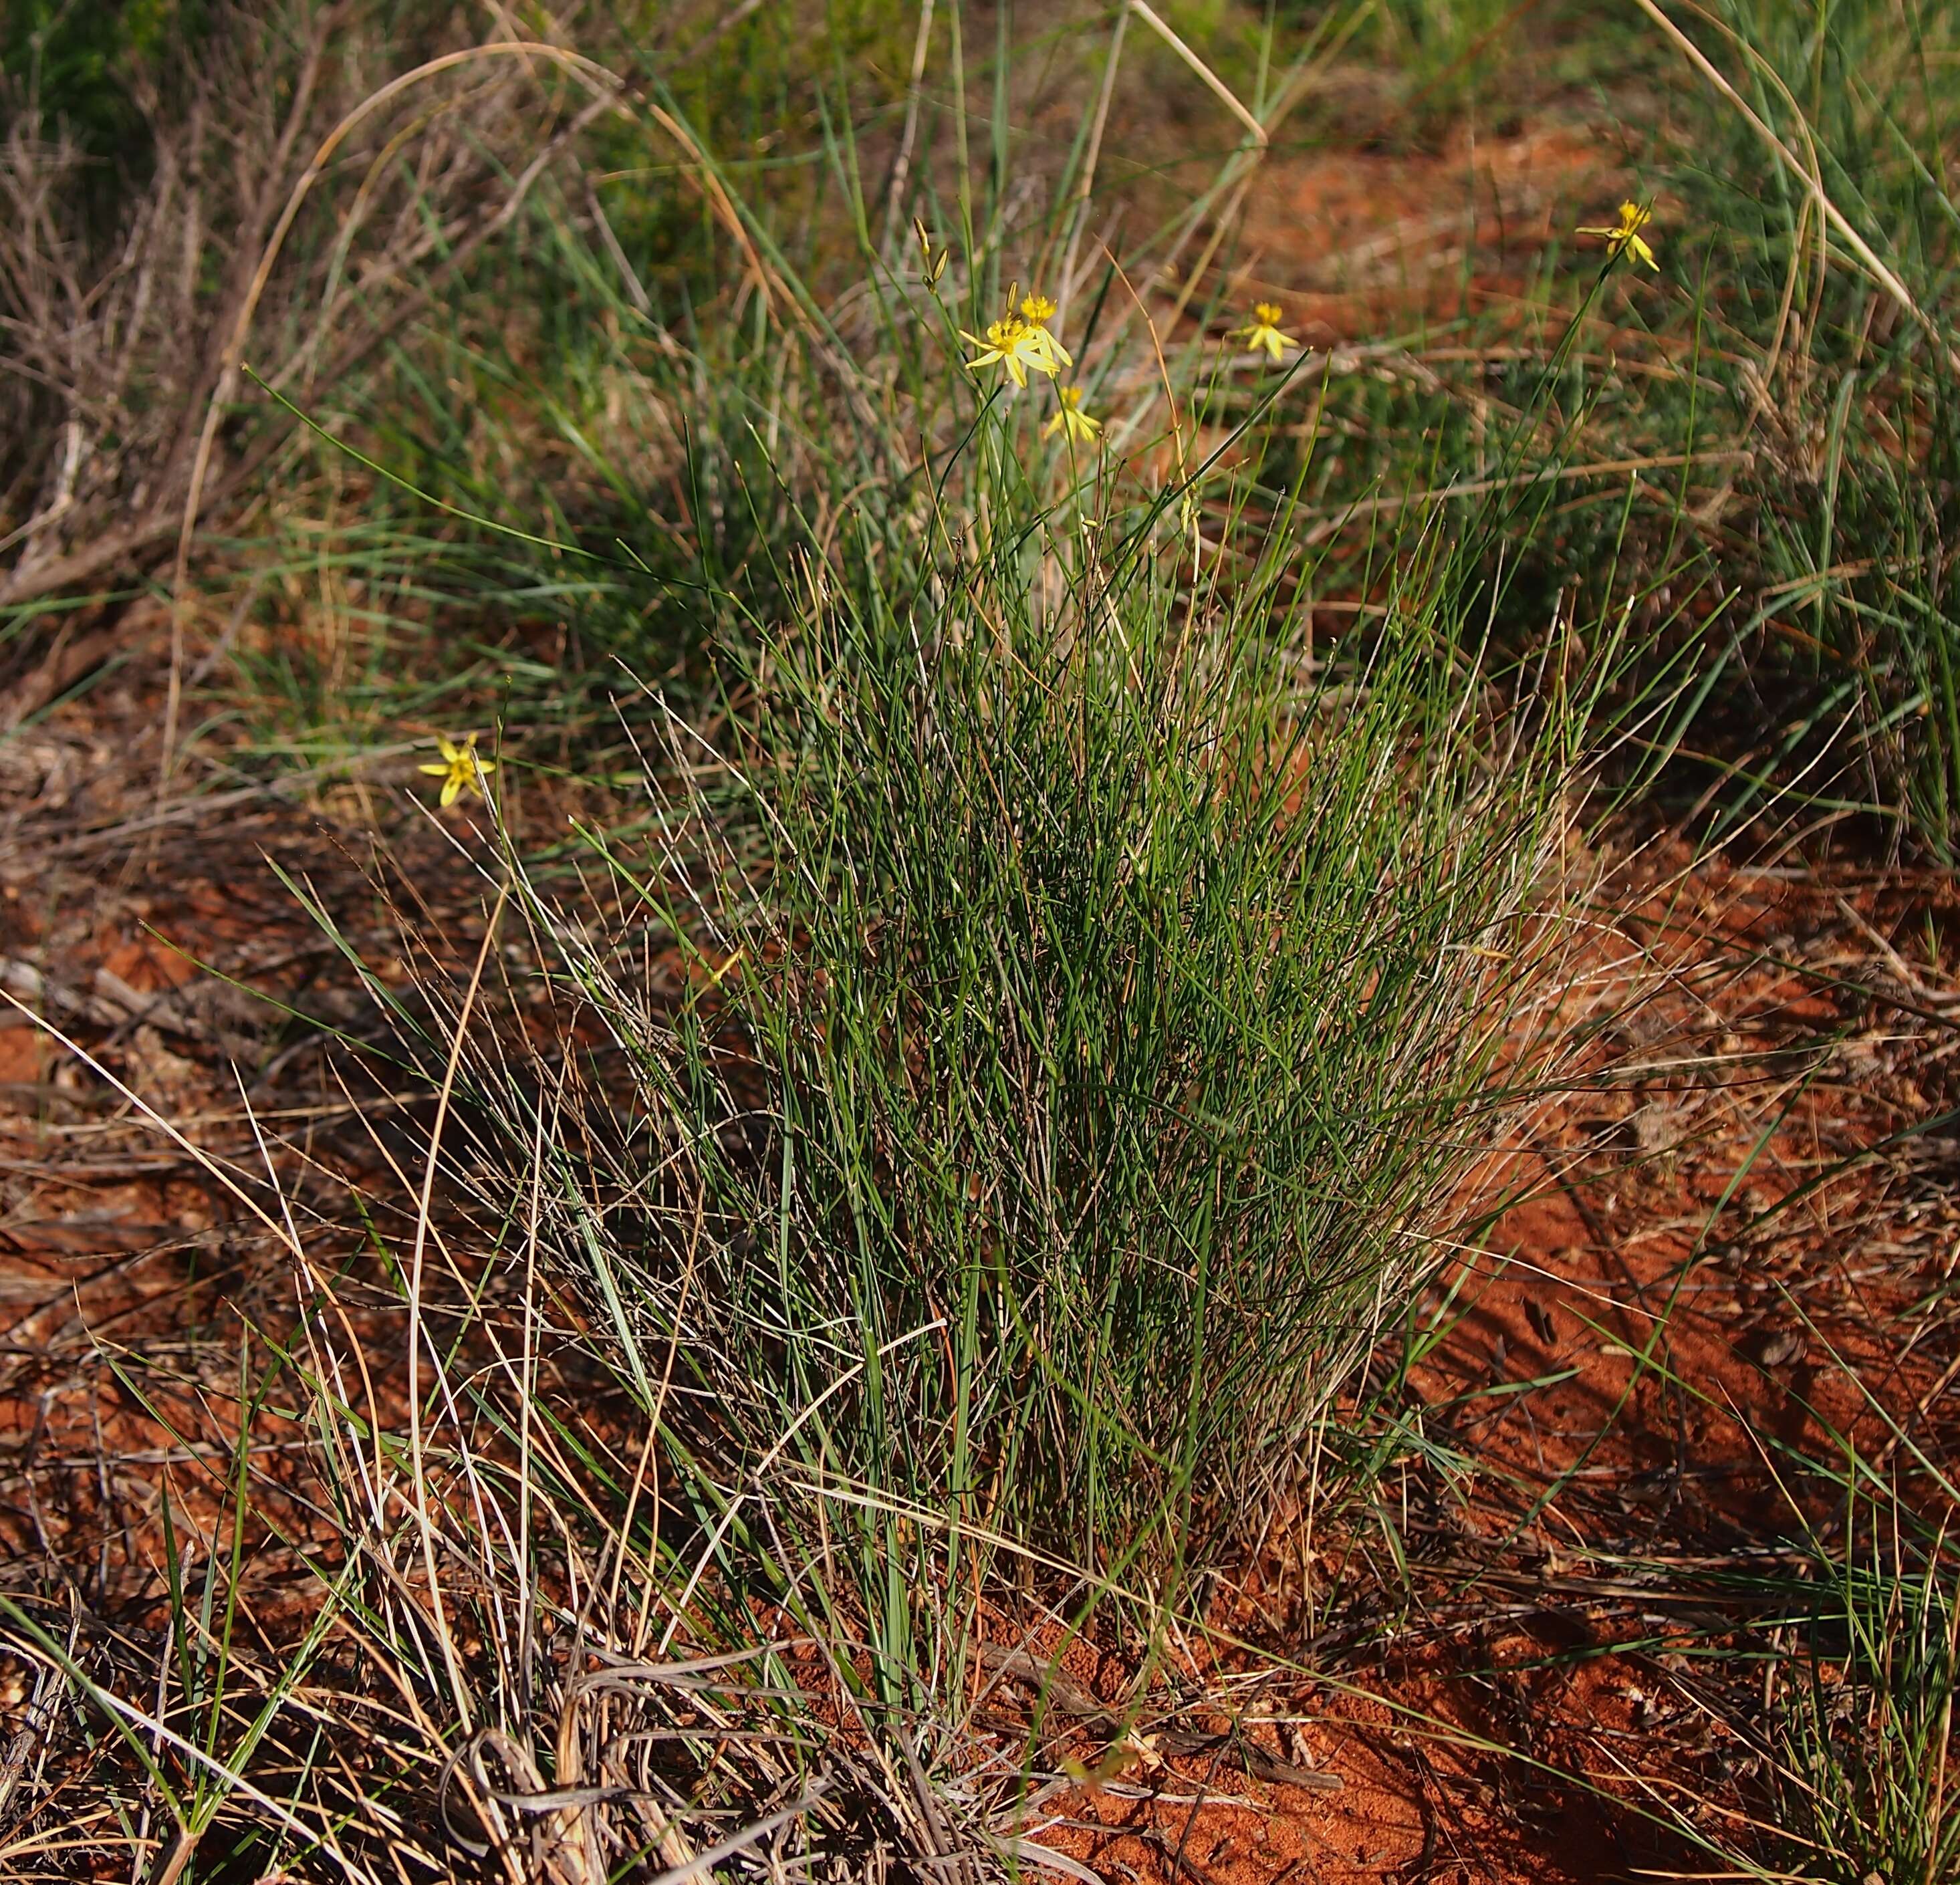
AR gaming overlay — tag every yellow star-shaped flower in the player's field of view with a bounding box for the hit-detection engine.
[418,732,495,807]
[1042,386,1102,443]
[1577,201,1659,271]
[1232,301,1298,364]
[961,316,1053,389]
[1015,293,1072,374]
[961,286,1070,388]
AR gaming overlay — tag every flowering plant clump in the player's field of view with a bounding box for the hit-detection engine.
[1577,201,1659,271]
[1044,386,1102,443]
[418,732,495,807]
[1233,301,1298,363]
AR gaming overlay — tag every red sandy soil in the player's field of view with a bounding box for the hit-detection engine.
[1239,120,1612,328]
[985,840,1960,1885]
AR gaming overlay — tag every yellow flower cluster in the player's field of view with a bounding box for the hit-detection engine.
[961,289,1072,389]
[961,286,1103,445]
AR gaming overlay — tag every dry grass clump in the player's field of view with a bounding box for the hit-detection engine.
[0,0,627,612]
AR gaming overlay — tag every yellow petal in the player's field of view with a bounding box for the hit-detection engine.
[441,773,464,807]
[475,757,497,776]
[418,763,451,776]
